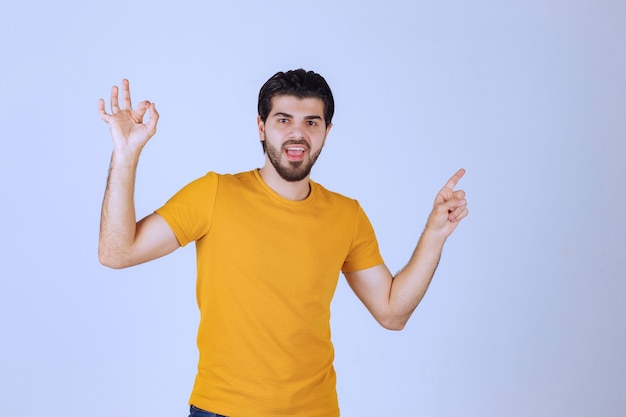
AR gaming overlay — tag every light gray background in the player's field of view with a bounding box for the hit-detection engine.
[1,1,624,416]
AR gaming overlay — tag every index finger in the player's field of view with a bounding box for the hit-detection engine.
[442,168,466,190]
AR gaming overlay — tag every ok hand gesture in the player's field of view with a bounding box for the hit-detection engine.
[98,79,159,153]
[425,168,469,238]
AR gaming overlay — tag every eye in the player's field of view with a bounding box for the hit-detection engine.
[278,118,289,123]
[306,120,318,126]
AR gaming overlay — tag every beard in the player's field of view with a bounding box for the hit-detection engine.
[263,136,323,182]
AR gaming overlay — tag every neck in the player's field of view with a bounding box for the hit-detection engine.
[258,165,311,201]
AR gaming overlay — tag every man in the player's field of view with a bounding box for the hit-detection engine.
[98,69,468,417]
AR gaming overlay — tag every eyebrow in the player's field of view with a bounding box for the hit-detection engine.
[272,112,323,120]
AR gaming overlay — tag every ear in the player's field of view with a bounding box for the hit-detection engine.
[325,123,333,136]
[323,123,333,142]
[320,123,332,149]
[257,115,265,141]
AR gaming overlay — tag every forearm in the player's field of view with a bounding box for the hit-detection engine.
[387,228,447,327]
[346,170,467,330]
[98,150,141,268]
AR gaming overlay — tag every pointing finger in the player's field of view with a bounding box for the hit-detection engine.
[144,103,159,136]
[442,168,466,191]
[134,100,151,121]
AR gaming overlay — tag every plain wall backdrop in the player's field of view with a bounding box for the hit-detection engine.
[1,1,624,416]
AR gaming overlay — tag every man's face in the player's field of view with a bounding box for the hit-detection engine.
[258,95,332,182]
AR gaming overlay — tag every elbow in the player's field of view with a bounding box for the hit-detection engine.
[98,247,131,269]
[370,307,411,331]
[98,254,125,269]
[381,321,406,331]
[378,315,408,331]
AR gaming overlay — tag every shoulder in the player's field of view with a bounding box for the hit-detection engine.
[313,180,351,200]
[312,180,364,214]
[189,170,251,188]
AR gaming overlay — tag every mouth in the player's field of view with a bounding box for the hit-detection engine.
[284,144,308,161]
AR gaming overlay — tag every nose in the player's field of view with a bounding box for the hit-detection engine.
[288,123,306,140]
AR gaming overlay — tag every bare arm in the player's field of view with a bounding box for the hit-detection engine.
[98,79,179,269]
[344,169,468,330]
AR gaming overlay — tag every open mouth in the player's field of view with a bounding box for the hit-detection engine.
[285,145,307,160]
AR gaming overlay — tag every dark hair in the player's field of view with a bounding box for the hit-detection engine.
[258,69,334,128]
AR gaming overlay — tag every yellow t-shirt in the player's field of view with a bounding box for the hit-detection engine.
[156,170,383,417]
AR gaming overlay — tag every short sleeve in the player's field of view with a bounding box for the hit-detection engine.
[155,172,219,247]
[341,201,384,273]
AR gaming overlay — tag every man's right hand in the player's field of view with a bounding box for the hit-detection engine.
[98,79,159,153]
[98,79,178,269]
